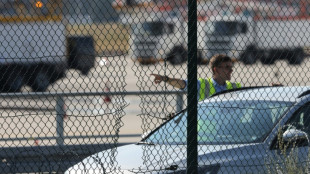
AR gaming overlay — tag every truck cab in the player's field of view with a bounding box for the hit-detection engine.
[205,15,257,64]
[205,13,307,65]
[130,12,188,65]
[130,11,207,65]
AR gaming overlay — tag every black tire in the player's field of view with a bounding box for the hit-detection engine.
[261,51,276,65]
[197,50,205,64]
[48,64,66,83]
[240,46,257,65]
[6,75,24,92]
[0,65,24,92]
[79,54,95,75]
[288,48,304,65]
[11,76,24,92]
[261,56,276,65]
[167,46,187,65]
[30,72,50,92]
[67,36,95,75]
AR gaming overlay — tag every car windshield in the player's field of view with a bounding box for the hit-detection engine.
[144,100,292,145]
[206,21,239,35]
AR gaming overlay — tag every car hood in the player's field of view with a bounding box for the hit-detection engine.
[65,143,265,173]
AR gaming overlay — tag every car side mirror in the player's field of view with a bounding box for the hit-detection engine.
[282,128,309,147]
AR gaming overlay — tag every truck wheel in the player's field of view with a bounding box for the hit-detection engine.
[67,36,95,75]
[261,51,276,65]
[261,56,276,65]
[168,46,187,65]
[288,48,304,65]
[79,54,95,75]
[240,46,257,65]
[1,65,24,92]
[48,64,66,83]
[7,75,24,92]
[31,72,50,92]
[197,50,206,64]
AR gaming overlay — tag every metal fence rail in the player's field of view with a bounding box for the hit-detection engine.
[0,90,185,146]
[0,90,185,173]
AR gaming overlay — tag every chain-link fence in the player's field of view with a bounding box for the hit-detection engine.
[1,0,310,173]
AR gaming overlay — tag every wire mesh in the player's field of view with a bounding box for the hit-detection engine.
[1,0,310,173]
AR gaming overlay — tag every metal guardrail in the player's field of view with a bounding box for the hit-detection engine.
[0,90,185,173]
[0,90,185,145]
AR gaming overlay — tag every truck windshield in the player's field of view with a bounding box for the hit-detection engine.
[206,21,239,36]
[144,100,292,145]
[134,21,165,36]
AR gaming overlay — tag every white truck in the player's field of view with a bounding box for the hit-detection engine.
[129,11,207,65]
[0,0,95,92]
[205,14,309,65]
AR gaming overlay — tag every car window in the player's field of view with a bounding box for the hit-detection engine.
[144,100,292,145]
[197,102,288,144]
[285,102,310,135]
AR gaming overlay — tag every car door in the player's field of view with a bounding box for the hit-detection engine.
[267,102,310,173]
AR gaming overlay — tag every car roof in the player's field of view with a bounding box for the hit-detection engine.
[201,86,310,104]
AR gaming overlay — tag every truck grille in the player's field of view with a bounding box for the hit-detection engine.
[133,41,157,58]
[205,37,232,59]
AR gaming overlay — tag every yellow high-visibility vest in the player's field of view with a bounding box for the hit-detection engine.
[198,78,241,101]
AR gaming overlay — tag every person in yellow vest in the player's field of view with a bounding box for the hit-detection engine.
[151,54,241,101]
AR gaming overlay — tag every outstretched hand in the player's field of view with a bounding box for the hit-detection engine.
[150,74,164,84]
[150,74,185,89]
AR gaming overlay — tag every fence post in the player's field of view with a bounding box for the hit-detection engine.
[56,96,65,146]
[187,0,198,172]
[176,93,183,113]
